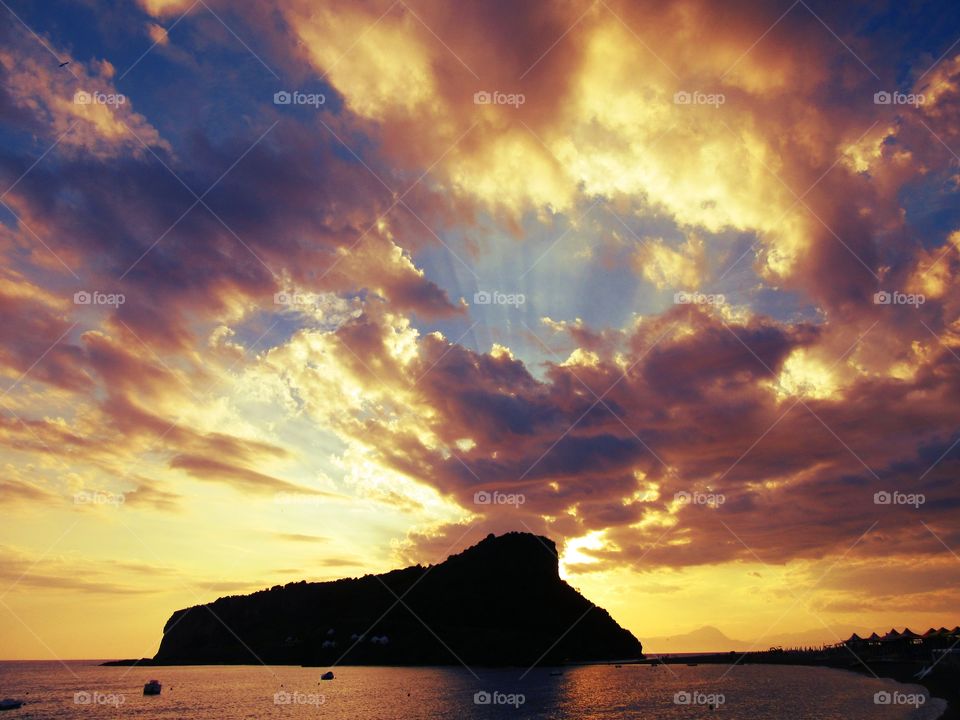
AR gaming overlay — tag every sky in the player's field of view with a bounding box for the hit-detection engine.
[1,0,960,660]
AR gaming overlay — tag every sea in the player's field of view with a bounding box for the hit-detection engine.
[0,661,946,719]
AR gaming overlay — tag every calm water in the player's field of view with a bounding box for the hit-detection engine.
[0,661,946,719]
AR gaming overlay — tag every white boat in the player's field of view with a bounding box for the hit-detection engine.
[143,680,162,695]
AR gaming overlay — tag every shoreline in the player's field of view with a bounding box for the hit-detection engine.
[844,661,955,720]
[636,654,956,719]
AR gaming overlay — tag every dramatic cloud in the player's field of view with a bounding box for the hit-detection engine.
[4,0,960,658]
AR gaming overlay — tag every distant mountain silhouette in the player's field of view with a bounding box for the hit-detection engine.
[644,625,879,654]
[149,532,642,666]
[644,626,752,653]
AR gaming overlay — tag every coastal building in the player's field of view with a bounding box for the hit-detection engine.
[844,626,959,659]
[842,633,865,651]
[899,628,922,646]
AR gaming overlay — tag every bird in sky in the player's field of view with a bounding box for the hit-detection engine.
[58,60,70,67]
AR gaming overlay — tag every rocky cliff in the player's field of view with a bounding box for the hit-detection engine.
[152,532,642,666]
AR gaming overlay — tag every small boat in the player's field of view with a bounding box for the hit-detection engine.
[614,664,622,668]
[143,680,162,695]
[320,671,334,680]
[0,699,24,711]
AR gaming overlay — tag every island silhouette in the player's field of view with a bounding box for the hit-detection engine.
[124,532,642,666]
[99,531,960,716]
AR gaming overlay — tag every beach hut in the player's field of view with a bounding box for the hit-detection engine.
[843,633,865,649]
[899,628,923,646]
[920,628,954,650]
